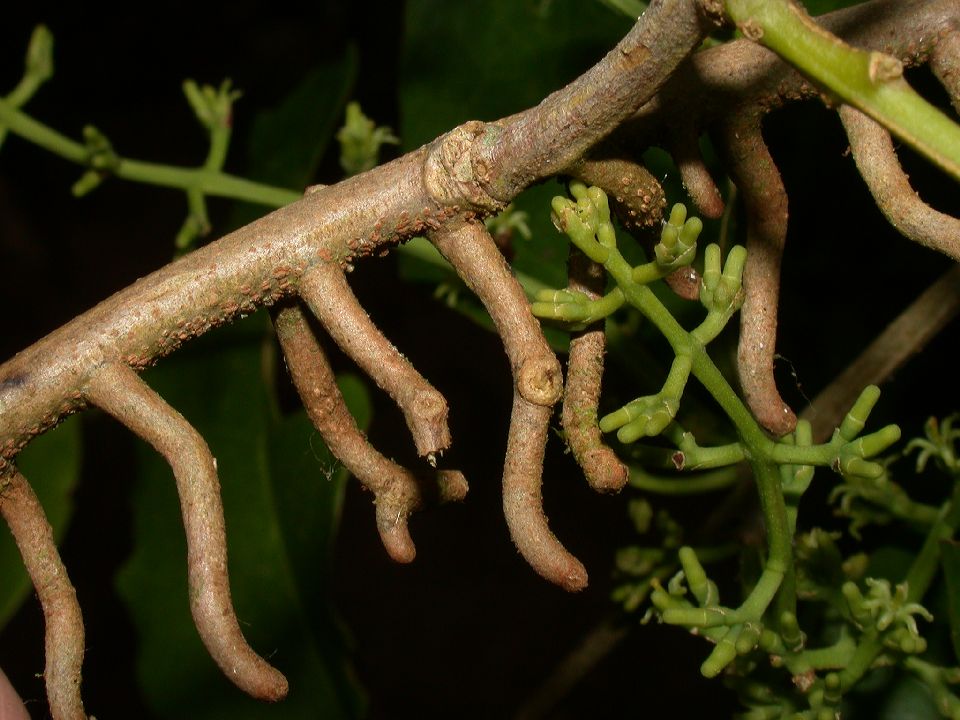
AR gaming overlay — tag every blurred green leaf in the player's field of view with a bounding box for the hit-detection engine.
[593,0,647,19]
[230,47,358,228]
[400,0,630,151]
[0,415,81,628]
[116,315,366,719]
[875,675,940,720]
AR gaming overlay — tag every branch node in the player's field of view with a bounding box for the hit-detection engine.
[518,356,563,407]
[430,221,586,590]
[423,121,505,212]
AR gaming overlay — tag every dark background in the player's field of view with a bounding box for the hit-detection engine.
[1,2,958,718]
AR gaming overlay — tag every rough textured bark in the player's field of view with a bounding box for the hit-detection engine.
[1,1,959,714]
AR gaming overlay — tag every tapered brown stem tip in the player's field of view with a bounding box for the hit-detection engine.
[376,503,417,563]
[436,469,469,503]
[582,447,629,493]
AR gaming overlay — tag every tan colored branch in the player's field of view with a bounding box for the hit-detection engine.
[429,221,586,591]
[568,156,666,232]
[0,2,957,711]
[0,147,435,473]
[475,0,720,201]
[931,30,960,115]
[272,302,467,563]
[839,105,960,261]
[0,469,86,720]
[669,125,725,220]
[721,118,797,436]
[299,262,451,458]
[561,249,628,494]
[83,364,287,701]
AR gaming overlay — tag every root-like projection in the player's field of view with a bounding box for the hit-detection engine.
[839,106,960,261]
[721,117,797,437]
[84,363,289,701]
[298,262,451,458]
[569,156,666,234]
[0,470,86,720]
[932,30,960,115]
[272,302,467,563]
[561,248,629,494]
[669,125,725,221]
[429,221,587,591]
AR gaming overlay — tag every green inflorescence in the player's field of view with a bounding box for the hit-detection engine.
[534,181,960,718]
[335,101,399,177]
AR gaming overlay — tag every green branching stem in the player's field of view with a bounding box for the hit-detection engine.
[627,466,740,494]
[904,479,960,604]
[722,0,960,181]
[538,184,908,682]
[548,184,796,635]
[0,96,520,296]
[0,25,53,149]
[0,97,299,207]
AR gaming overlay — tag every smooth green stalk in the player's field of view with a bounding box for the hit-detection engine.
[552,185,799,649]
[0,94,524,293]
[0,97,299,206]
[674,433,746,469]
[546,190,908,679]
[785,633,857,674]
[723,0,960,181]
[628,466,740,494]
[904,479,960,603]
[837,630,882,691]
[0,26,53,149]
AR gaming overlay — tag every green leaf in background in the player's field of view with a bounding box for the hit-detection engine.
[0,415,81,628]
[941,541,960,664]
[116,315,367,719]
[593,0,647,20]
[400,0,629,151]
[875,675,940,720]
[398,2,642,295]
[230,46,358,227]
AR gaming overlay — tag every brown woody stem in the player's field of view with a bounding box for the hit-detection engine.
[931,30,960,114]
[272,302,467,563]
[562,249,628,494]
[429,221,586,591]
[670,125,725,220]
[721,117,797,436]
[839,105,960,261]
[473,0,720,201]
[83,363,287,701]
[568,156,666,232]
[299,263,451,458]
[0,469,87,720]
